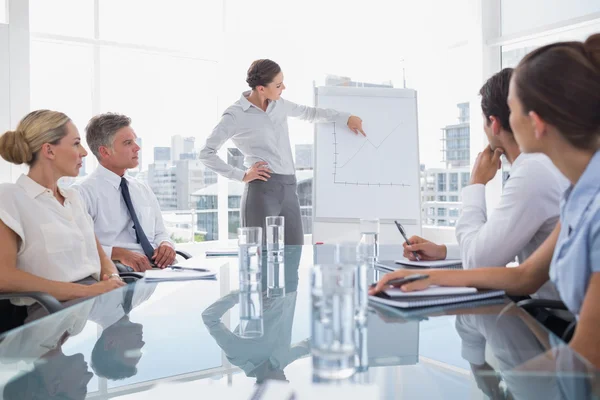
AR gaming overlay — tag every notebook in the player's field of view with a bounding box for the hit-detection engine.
[145,267,217,282]
[376,260,462,271]
[370,296,506,320]
[384,286,477,297]
[395,259,463,268]
[205,248,238,257]
[369,286,504,309]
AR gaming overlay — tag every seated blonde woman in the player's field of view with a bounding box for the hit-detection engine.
[0,110,125,316]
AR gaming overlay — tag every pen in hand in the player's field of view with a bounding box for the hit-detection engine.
[394,220,421,261]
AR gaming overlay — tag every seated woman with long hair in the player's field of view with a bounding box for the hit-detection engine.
[371,34,600,369]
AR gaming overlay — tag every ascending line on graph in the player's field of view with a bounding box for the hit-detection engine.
[335,121,402,169]
[330,122,411,187]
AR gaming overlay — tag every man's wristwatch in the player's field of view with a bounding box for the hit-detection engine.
[109,273,123,282]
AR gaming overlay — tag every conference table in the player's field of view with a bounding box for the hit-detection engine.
[0,245,597,399]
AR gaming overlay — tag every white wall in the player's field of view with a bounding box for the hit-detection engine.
[501,0,600,36]
[0,0,30,183]
[0,23,10,182]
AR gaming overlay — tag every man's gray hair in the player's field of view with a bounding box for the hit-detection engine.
[86,113,132,160]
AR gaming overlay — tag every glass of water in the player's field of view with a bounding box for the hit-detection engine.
[237,226,263,338]
[265,216,285,298]
[354,320,369,377]
[238,227,262,274]
[335,242,368,323]
[358,218,379,265]
[266,216,285,297]
[311,264,356,380]
[334,242,358,264]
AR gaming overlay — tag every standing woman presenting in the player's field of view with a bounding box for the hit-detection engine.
[199,59,365,244]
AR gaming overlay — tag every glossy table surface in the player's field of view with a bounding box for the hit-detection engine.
[0,245,596,399]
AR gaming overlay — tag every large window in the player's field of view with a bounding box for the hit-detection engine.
[29,0,222,242]
[30,40,93,132]
[501,23,600,69]
[30,0,94,37]
[500,0,600,37]
[19,0,485,241]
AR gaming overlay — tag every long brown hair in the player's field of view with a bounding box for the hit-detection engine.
[514,33,600,149]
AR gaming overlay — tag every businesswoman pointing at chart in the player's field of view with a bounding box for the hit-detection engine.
[199,59,365,245]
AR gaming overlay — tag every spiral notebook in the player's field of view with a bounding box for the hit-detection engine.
[369,286,505,309]
[376,260,462,271]
[395,259,463,269]
[370,296,507,320]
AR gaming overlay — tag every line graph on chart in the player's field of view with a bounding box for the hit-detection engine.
[331,122,411,187]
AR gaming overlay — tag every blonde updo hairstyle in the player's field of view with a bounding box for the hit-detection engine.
[0,110,71,166]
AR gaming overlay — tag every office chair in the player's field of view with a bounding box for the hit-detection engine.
[114,249,193,273]
[0,272,142,336]
[517,298,577,342]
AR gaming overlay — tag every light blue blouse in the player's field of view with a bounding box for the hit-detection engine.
[550,150,600,317]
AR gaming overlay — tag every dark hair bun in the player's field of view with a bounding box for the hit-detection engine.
[246,59,281,89]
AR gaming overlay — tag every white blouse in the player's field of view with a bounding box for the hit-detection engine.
[0,175,100,304]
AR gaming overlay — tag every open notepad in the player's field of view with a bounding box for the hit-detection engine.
[369,286,504,309]
[396,259,463,268]
[145,266,217,282]
[376,259,463,272]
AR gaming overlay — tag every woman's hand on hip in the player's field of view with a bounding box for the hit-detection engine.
[243,161,272,182]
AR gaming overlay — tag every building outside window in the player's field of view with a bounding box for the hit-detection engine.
[449,173,459,191]
[461,172,470,188]
[437,173,447,192]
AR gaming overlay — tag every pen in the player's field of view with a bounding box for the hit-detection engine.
[370,274,429,288]
[394,220,421,261]
[169,266,210,272]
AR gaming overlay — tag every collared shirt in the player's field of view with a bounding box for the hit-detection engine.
[199,91,350,181]
[74,164,173,258]
[0,175,100,305]
[550,150,600,317]
[455,153,569,300]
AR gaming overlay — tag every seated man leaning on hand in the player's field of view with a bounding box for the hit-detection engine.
[404,68,568,300]
[75,113,176,272]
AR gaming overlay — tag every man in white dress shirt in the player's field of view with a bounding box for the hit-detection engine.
[76,113,176,272]
[403,68,568,299]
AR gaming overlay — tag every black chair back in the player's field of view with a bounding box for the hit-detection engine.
[0,300,28,335]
